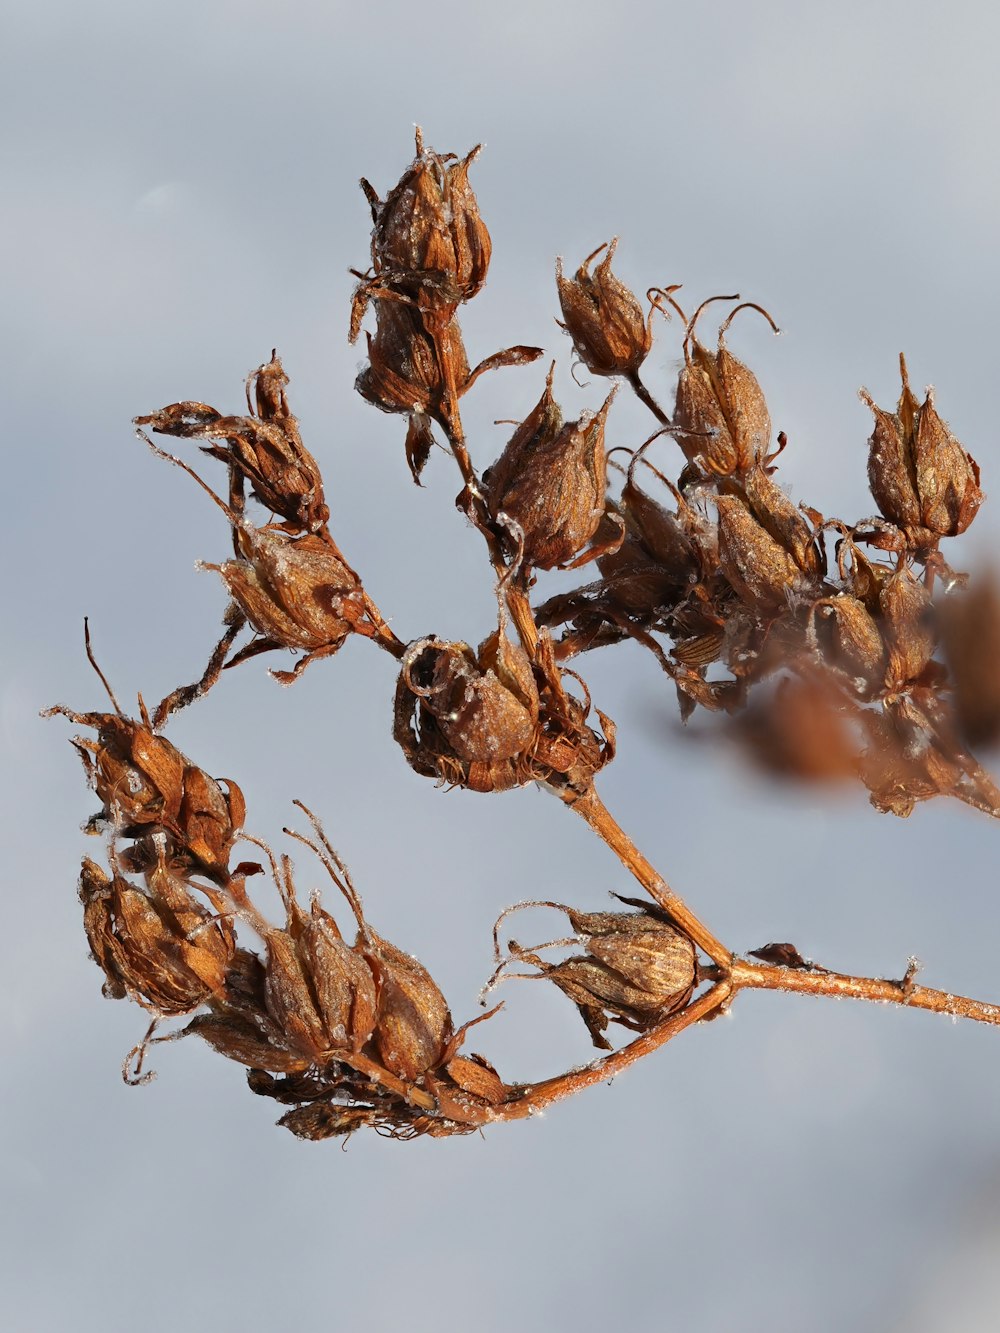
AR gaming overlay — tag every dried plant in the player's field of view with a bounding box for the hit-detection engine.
[48,130,1000,1142]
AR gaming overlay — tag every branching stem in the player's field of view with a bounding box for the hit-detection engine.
[565,784,733,967]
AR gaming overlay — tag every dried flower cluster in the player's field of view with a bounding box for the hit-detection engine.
[50,131,1000,1143]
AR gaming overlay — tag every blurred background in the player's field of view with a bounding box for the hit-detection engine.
[4,1,1000,1328]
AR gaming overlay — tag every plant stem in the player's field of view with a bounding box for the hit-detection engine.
[495,980,731,1121]
[564,785,733,967]
[626,370,671,426]
[726,956,1000,1025]
[430,321,541,661]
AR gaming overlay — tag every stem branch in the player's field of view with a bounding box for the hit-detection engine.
[565,785,733,967]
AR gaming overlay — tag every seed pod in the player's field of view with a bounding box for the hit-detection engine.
[255,859,379,1062]
[484,368,615,570]
[715,493,806,612]
[355,298,471,419]
[297,899,378,1054]
[79,858,234,1014]
[673,302,777,476]
[502,900,696,1050]
[48,704,245,881]
[135,351,329,534]
[595,513,683,615]
[879,567,935,690]
[184,1013,312,1074]
[394,631,540,793]
[364,129,491,313]
[556,239,652,378]
[810,595,887,696]
[740,467,823,581]
[861,354,982,547]
[365,935,453,1081]
[208,528,364,664]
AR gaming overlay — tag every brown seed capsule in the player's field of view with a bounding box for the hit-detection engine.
[79,858,235,1015]
[244,851,380,1063]
[365,934,454,1081]
[484,367,616,570]
[47,701,244,881]
[715,493,807,613]
[185,1013,312,1074]
[879,566,935,690]
[355,297,471,419]
[556,239,652,378]
[363,128,491,313]
[860,354,982,548]
[393,631,540,793]
[135,352,330,534]
[673,302,778,476]
[207,528,365,680]
[499,900,696,1050]
[810,595,888,697]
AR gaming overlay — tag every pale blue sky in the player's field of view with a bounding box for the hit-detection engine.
[4,2,1000,1329]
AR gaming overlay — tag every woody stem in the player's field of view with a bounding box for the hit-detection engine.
[430,322,540,659]
[564,785,733,967]
[723,956,1000,1025]
[495,980,731,1120]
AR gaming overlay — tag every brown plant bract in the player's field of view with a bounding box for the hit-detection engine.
[51,131,1000,1143]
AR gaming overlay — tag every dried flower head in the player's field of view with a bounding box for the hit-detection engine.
[79,857,234,1015]
[493,898,697,1050]
[861,354,982,549]
[483,367,618,570]
[46,690,244,883]
[394,629,540,792]
[135,351,330,534]
[673,301,779,477]
[360,128,491,318]
[205,528,365,682]
[556,239,652,378]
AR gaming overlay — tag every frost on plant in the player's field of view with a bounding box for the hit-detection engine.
[48,130,1000,1142]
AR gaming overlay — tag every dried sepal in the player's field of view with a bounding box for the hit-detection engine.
[443,1054,507,1105]
[556,239,652,378]
[394,631,540,793]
